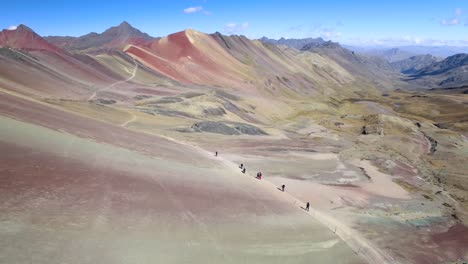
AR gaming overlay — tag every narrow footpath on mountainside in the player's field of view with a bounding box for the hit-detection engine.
[120,112,136,127]
[88,57,138,101]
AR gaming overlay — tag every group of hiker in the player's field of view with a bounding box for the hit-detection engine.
[216,151,311,212]
[239,163,246,174]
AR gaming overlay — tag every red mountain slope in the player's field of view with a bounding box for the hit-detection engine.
[0,25,61,52]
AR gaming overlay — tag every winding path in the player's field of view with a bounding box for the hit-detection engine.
[87,58,138,101]
[120,113,136,127]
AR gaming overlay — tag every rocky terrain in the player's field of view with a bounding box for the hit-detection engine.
[259,36,326,50]
[391,54,440,74]
[404,53,468,88]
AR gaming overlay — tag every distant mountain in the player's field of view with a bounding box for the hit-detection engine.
[398,46,468,58]
[404,53,468,88]
[391,54,440,74]
[361,48,417,63]
[259,37,326,50]
[0,24,61,52]
[414,53,468,76]
[301,40,406,89]
[347,45,468,60]
[45,21,154,51]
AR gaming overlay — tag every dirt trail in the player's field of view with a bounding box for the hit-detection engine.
[154,134,394,264]
[87,58,138,101]
[10,48,40,63]
[120,112,136,127]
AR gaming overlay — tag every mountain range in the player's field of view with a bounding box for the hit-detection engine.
[1,22,466,95]
[259,37,468,89]
[0,22,374,102]
[259,36,326,50]
[44,21,154,51]
[345,45,468,60]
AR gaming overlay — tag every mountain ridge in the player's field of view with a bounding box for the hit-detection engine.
[45,21,155,51]
[259,36,326,50]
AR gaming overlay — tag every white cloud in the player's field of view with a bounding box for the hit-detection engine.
[183,6,203,14]
[183,6,211,15]
[441,18,460,25]
[320,28,342,39]
[224,22,249,34]
[7,25,18,30]
[440,8,463,26]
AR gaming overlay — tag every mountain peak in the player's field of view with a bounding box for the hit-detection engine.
[106,21,137,34]
[183,28,203,35]
[15,24,33,32]
[116,21,134,31]
[0,24,61,52]
[119,21,131,27]
[3,24,33,33]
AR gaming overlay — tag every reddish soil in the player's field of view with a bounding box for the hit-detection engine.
[0,25,61,52]
[0,55,88,98]
[126,45,190,83]
[152,31,218,72]
[126,30,235,85]
[0,141,287,228]
[32,50,117,85]
[431,223,468,260]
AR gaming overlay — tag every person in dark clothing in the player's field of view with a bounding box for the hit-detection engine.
[256,172,262,179]
[239,163,243,169]
[306,202,310,211]
[281,184,285,192]
[215,151,218,157]
[242,168,246,174]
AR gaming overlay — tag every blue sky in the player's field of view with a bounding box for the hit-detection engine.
[2,0,468,46]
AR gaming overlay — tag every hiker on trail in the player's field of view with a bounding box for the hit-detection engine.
[215,151,218,157]
[281,184,285,192]
[242,168,246,174]
[257,172,262,180]
[306,202,310,211]
[239,163,244,169]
